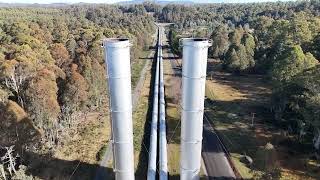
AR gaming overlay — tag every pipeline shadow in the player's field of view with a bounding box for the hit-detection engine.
[135,42,158,178]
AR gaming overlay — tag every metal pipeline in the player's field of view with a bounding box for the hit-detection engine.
[180,38,211,180]
[159,27,168,180]
[103,38,135,180]
[147,29,160,180]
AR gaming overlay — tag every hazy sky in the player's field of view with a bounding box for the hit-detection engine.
[2,0,293,4]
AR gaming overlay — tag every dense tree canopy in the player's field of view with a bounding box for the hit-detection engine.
[271,45,317,83]
[272,66,320,147]
[0,4,155,150]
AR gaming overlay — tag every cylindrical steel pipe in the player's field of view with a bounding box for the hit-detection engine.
[159,27,168,180]
[103,38,135,180]
[147,30,160,180]
[180,38,211,180]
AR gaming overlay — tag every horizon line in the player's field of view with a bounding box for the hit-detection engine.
[0,0,295,5]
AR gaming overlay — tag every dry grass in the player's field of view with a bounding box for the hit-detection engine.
[206,76,244,102]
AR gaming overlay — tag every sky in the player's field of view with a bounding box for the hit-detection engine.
[1,0,293,4]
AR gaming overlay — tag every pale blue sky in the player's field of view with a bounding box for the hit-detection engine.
[1,0,294,4]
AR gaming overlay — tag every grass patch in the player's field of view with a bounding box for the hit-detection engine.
[131,50,150,88]
[205,84,217,100]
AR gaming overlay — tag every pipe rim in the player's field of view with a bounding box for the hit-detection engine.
[103,38,130,48]
[181,38,212,47]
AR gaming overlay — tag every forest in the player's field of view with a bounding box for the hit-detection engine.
[0,4,155,179]
[166,0,320,152]
[0,0,319,179]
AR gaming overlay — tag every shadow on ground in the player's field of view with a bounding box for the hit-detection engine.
[163,56,179,60]
[135,42,158,178]
[21,151,114,180]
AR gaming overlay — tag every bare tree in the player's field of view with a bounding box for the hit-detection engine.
[1,146,18,176]
[2,62,30,108]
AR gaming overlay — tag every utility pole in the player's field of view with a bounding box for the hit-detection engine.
[251,113,256,127]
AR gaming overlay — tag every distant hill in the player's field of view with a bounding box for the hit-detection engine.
[118,0,194,5]
[0,0,195,8]
[156,1,194,5]
[0,3,70,8]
